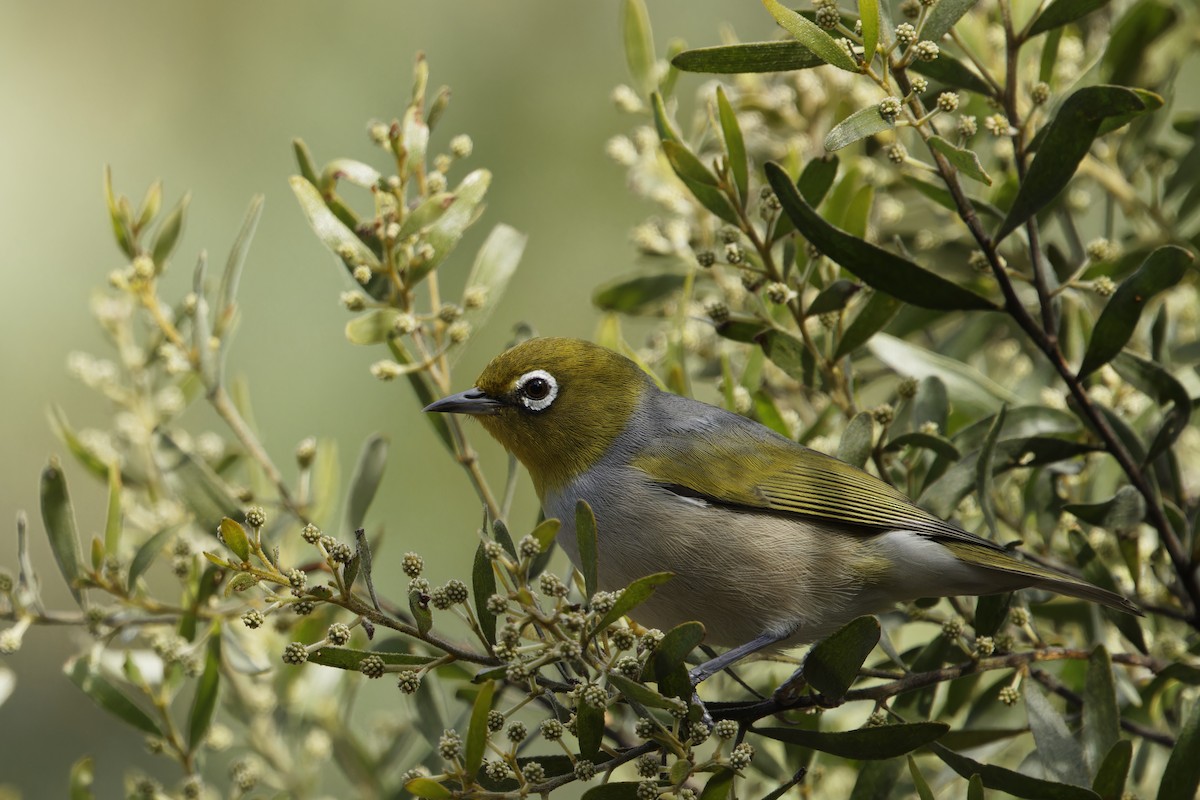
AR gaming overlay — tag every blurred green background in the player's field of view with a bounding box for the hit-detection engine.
[0,1,772,795]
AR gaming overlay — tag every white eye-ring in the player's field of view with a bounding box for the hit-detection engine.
[515,369,558,412]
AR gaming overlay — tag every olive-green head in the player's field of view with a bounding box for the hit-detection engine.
[424,337,652,496]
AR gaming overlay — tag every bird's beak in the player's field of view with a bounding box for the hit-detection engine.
[423,388,504,416]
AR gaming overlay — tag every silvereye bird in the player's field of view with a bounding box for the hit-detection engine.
[426,338,1139,680]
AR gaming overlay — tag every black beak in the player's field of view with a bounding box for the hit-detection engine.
[423,388,504,415]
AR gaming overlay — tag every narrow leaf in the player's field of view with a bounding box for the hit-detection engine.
[928,136,992,185]
[465,681,495,778]
[66,659,163,737]
[651,92,680,143]
[473,542,498,645]
[909,756,936,800]
[216,194,264,334]
[869,334,1018,414]
[345,309,400,345]
[531,518,562,553]
[594,572,674,632]
[607,673,677,710]
[1078,245,1193,377]
[1028,0,1111,37]
[884,432,961,461]
[859,0,880,62]
[837,413,875,469]
[577,500,599,599]
[622,0,656,95]
[218,518,251,563]
[129,525,180,588]
[652,621,706,683]
[1082,646,1120,775]
[345,434,389,531]
[462,224,527,334]
[151,192,190,266]
[355,529,381,612]
[40,459,85,607]
[808,279,861,316]
[923,0,979,42]
[187,631,221,752]
[1091,740,1131,800]
[799,156,839,206]
[672,41,825,74]
[1026,681,1090,787]
[825,105,896,151]
[104,464,122,556]
[594,273,687,314]
[755,721,948,759]
[975,405,1007,539]
[69,756,95,800]
[288,176,381,269]
[578,700,605,760]
[1156,688,1200,800]
[910,55,994,96]
[306,647,433,670]
[716,86,748,203]
[701,768,735,800]
[930,742,1100,800]
[1111,351,1192,462]
[763,0,859,72]
[583,783,641,800]
[406,778,453,800]
[803,616,880,698]
[768,162,998,311]
[835,290,902,358]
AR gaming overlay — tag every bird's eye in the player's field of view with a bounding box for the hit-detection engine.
[515,370,558,412]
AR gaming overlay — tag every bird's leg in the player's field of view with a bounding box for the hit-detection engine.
[689,631,789,686]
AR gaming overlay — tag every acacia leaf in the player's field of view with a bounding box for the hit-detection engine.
[672,41,824,74]
[763,0,859,72]
[825,105,896,152]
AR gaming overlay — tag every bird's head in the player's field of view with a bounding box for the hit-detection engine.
[424,337,652,496]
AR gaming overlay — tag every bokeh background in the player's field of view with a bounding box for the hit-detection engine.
[0,1,777,795]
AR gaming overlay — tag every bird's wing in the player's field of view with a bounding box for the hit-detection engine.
[629,420,1005,552]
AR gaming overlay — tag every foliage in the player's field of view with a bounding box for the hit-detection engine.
[4,2,1200,798]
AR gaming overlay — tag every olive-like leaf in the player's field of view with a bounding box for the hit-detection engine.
[930,742,1100,800]
[869,334,1018,414]
[974,593,1012,638]
[465,681,495,778]
[41,459,85,608]
[622,0,656,95]
[406,778,453,800]
[928,136,992,185]
[1069,532,1147,653]
[825,105,896,152]
[662,141,740,224]
[807,279,861,317]
[151,192,190,266]
[69,755,95,800]
[1091,740,1131,800]
[355,528,381,613]
[975,404,1007,539]
[128,525,181,589]
[289,176,381,269]
[306,647,433,670]
[673,41,824,74]
[700,768,735,800]
[66,659,163,737]
[923,0,979,42]
[1078,245,1193,377]
[756,329,810,385]
[716,86,748,204]
[1103,0,1176,87]
[651,92,681,143]
[904,175,1004,219]
[799,156,839,206]
[409,169,492,285]
[1063,486,1145,530]
[607,672,676,710]
[577,700,605,760]
[594,273,687,314]
[652,621,706,684]
[103,166,136,258]
[803,616,880,698]
[1083,646,1120,776]
[837,413,875,469]
[594,572,674,633]
[859,0,879,62]
[104,466,122,558]
[768,162,998,311]
[910,55,994,96]
[1157,696,1200,800]
[996,86,1153,242]
[835,290,902,358]
[884,432,961,461]
[1111,350,1192,462]
[187,631,221,753]
[908,756,936,800]
[345,308,400,345]
[530,518,562,553]
[851,759,904,800]
[218,517,251,563]
[321,158,380,190]
[396,192,457,242]
[1028,0,1111,37]
[582,783,641,800]
[755,722,948,759]
[473,542,498,645]
[763,0,859,72]
[153,430,242,533]
[577,500,599,599]
[1026,681,1090,787]
[215,194,264,336]
[462,223,527,334]
[47,406,110,479]
[345,434,388,532]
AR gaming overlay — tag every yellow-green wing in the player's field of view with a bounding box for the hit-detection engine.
[631,426,1004,551]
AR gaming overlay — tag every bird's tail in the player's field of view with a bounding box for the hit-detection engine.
[940,541,1143,616]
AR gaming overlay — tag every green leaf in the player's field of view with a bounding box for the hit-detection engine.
[321,157,380,189]
[652,621,706,684]
[1026,681,1090,787]
[803,616,879,698]
[928,136,992,185]
[885,432,961,461]
[672,41,824,74]
[755,721,948,759]
[345,308,400,345]
[583,783,641,800]
[903,175,1004,219]
[808,279,862,316]
[462,224,527,334]
[974,593,1012,637]
[869,334,1018,414]
[473,542,498,645]
[153,430,242,533]
[306,647,433,670]
[103,166,136,258]
[47,406,110,479]
[799,156,839,206]
[1083,646,1120,777]
[662,141,740,224]
[292,138,319,185]
[1069,532,1147,653]
[1103,0,1176,87]
[1028,0,1111,37]
[768,162,997,311]
[910,55,994,96]
[851,758,904,800]
[218,517,251,563]
[1078,245,1193,377]
[1157,689,1200,800]
[345,434,388,532]
[103,466,122,559]
[577,699,605,760]
[594,273,687,314]
[700,768,735,800]
[651,92,681,143]
[1091,740,1131,800]
[1064,486,1145,530]
[930,742,1100,800]
[128,525,180,589]
[41,459,85,608]
[396,192,457,242]
[622,0,656,95]
[69,756,95,800]
[607,672,677,710]
[923,0,979,42]
[908,756,936,800]
[406,778,453,800]
[215,195,263,338]
[530,518,562,553]
[411,169,492,285]
[66,658,163,737]
[1040,27,1063,83]
[594,572,674,633]
[835,290,902,358]
[764,0,859,72]
[187,631,221,753]
[1111,350,1192,462]
[859,0,879,63]
[410,585,433,637]
[577,500,599,599]
[837,413,875,469]
[825,105,896,151]
[996,86,1153,242]
[755,329,810,385]
[354,528,380,612]
[716,86,748,204]
[975,404,1007,539]
[288,176,381,269]
[151,192,189,266]
[465,681,495,778]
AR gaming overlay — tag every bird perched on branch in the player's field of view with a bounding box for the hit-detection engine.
[426,337,1140,681]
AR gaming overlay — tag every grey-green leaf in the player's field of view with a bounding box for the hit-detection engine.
[41,459,85,608]
[1028,0,1111,37]
[716,86,748,204]
[996,86,1154,242]
[577,500,599,599]
[803,616,880,698]
[622,0,656,95]
[129,525,181,588]
[594,273,687,315]
[1078,245,1193,377]
[928,136,992,185]
[859,0,880,63]
[66,659,163,737]
[1083,646,1120,776]
[289,176,381,269]
[672,41,825,74]
[345,434,388,532]
[767,162,997,311]
[462,224,527,334]
[1091,740,1131,800]
[151,192,190,266]
[911,54,995,96]
[187,631,221,753]
[69,756,95,800]
[837,413,875,469]
[577,700,604,760]
[218,517,251,563]
[764,0,859,72]
[807,279,861,316]
[1111,350,1192,462]
[908,756,936,800]
[869,334,1018,414]
[835,290,902,358]
[1156,696,1200,800]
[930,741,1100,800]
[825,105,896,152]
[306,647,433,670]
[975,405,1007,539]
[216,195,263,336]
[465,681,495,778]
[409,169,492,285]
[923,0,979,42]
[594,572,674,633]
[473,542,498,645]
[755,721,948,759]
[1026,681,1090,787]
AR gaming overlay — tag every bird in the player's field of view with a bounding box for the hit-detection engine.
[425,337,1140,681]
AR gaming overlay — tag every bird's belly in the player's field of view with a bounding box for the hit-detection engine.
[544,468,895,649]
